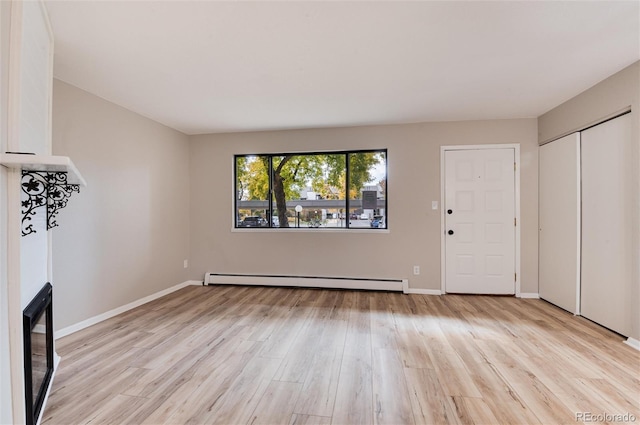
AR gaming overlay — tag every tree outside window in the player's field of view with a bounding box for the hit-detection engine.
[235,150,387,229]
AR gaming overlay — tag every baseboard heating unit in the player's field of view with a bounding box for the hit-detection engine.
[204,272,408,293]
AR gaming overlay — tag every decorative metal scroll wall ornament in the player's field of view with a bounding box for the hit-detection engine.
[21,171,80,236]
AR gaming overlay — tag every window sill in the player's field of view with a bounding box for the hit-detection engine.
[231,227,390,234]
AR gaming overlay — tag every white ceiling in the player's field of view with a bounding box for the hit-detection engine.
[46,1,639,135]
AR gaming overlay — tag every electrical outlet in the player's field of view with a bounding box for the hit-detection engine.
[183,260,188,269]
[413,266,420,275]
[432,201,438,210]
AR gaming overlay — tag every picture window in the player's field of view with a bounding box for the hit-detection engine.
[234,150,387,229]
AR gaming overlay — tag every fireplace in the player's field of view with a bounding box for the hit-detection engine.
[23,283,54,425]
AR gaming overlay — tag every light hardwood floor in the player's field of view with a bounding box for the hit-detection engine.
[43,285,639,425]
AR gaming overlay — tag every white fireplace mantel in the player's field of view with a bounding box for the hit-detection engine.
[0,153,87,186]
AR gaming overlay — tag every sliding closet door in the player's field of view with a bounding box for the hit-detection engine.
[581,114,632,337]
[539,133,580,313]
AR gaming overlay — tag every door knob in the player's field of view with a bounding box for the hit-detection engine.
[448,230,454,235]
[447,209,453,214]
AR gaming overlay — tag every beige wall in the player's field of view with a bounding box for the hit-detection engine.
[51,79,191,331]
[538,61,640,341]
[189,118,539,293]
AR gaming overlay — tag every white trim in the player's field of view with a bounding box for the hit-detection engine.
[404,288,442,295]
[440,148,446,294]
[6,170,23,425]
[7,2,25,422]
[519,293,540,299]
[35,353,59,425]
[231,227,390,234]
[55,281,201,339]
[440,144,521,296]
[623,337,640,351]
[514,144,521,297]
[7,1,21,153]
[41,0,54,155]
[574,134,581,315]
[205,273,404,292]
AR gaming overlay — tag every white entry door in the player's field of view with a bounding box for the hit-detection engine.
[444,148,516,294]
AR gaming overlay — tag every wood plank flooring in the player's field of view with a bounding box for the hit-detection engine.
[42,285,640,425]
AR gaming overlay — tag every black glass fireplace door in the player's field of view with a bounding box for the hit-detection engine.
[23,282,54,425]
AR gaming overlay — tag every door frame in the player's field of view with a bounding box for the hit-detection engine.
[440,144,521,296]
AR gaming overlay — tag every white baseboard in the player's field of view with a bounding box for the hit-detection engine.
[624,337,640,351]
[405,288,442,295]
[55,280,201,339]
[205,273,405,292]
[519,293,540,299]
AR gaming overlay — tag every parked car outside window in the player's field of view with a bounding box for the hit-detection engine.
[239,216,268,227]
